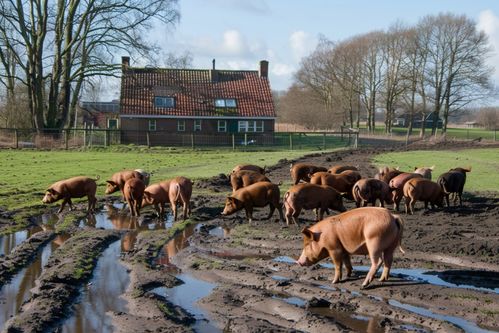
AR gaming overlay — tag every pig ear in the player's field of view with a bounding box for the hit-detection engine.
[414,166,418,171]
[301,227,321,242]
[46,188,58,195]
[106,180,117,186]
[430,165,435,170]
[301,227,313,239]
[395,166,400,171]
[464,166,472,172]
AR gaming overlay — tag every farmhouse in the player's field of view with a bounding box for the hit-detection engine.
[78,100,120,129]
[393,112,443,129]
[119,57,276,146]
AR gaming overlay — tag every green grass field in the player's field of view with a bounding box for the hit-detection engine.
[361,126,497,141]
[0,148,316,211]
[372,148,499,193]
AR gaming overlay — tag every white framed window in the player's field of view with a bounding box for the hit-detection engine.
[154,96,175,108]
[238,120,264,133]
[177,120,185,132]
[215,98,237,108]
[107,118,118,129]
[255,121,264,132]
[217,120,227,132]
[194,119,202,131]
[238,121,248,132]
[148,119,156,131]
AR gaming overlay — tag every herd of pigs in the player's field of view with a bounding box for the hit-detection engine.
[41,162,471,288]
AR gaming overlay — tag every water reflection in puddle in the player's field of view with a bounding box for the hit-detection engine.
[60,241,129,333]
[273,256,498,294]
[0,226,44,257]
[152,273,219,333]
[0,237,63,324]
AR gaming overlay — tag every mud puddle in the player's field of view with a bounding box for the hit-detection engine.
[274,256,498,332]
[152,273,219,332]
[0,225,44,257]
[60,240,129,333]
[0,234,65,324]
[272,291,428,333]
[274,256,499,294]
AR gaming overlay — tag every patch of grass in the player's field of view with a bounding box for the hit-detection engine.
[480,308,499,317]
[0,148,314,211]
[372,148,499,193]
[450,294,479,301]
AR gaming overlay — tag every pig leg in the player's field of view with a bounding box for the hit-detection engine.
[292,208,301,226]
[379,249,395,282]
[153,203,161,217]
[245,205,254,224]
[329,251,344,284]
[126,198,134,216]
[277,204,285,223]
[362,247,383,289]
[285,205,294,226]
[266,205,276,220]
[182,200,188,220]
[171,202,178,221]
[58,199,68,213]
[343,253,353,278]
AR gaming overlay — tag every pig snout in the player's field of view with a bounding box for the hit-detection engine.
[296,253,311,267]
[42,194,54,204]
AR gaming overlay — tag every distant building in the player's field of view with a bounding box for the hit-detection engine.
[78,101,120,129]
[119,57,276,145]
[393,112,443,129]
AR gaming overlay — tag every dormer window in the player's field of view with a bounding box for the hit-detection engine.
[215,98,236,108]
[154,96,175,108]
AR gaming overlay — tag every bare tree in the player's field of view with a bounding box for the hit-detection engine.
[419,13,493,136]
[476,107,499,130]
[0,0,180,131]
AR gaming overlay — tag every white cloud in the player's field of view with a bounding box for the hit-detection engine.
[272,63,294,76]
[289,31,316,62]
[478,10,499,81]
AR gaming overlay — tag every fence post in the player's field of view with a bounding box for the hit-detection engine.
[244,133,247,146]
[495,128,497,141]
[289,133,293,150]
[104,130,109,147]
[83,125,87,148]
[340,126,344,141]
[323,132,326,150]
[146,131,151,148]
[354,132,358,149]
[191,133,195,149]
[14,129,19,149]
[232,133,235,150]
[64,129,69,150]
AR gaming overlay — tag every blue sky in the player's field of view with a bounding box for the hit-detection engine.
[138,0,499,92]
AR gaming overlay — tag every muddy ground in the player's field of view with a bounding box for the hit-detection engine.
[1,142,498,332]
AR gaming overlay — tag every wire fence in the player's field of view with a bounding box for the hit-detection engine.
[0,127,359,151]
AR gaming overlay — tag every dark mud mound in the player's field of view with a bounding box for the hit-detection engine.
[195,173,231,192]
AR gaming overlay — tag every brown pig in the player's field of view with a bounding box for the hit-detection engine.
[413,166,434,180]
[230,170,271,193]
[290,163,328,185]
[374,167,403,184]
[221,182,284,223]
[283,183,346,226]
[123,178,145,216]
[310,171,356,199]
[352,178,393,208]
[169,176,193,221]
[232,164,266,174]
[42,176,99,213]
[388,173,423,211]
[105,170,144,195]
[142,180,171,217]
[403,178,445,215]
[297,207,405,288]
[328,165,359,174]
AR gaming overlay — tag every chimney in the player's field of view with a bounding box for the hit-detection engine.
[210,58,218,82]
[259,60,269,79]
[122,56,130,71]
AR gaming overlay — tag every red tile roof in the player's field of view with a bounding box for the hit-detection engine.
[120,67,275,118]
